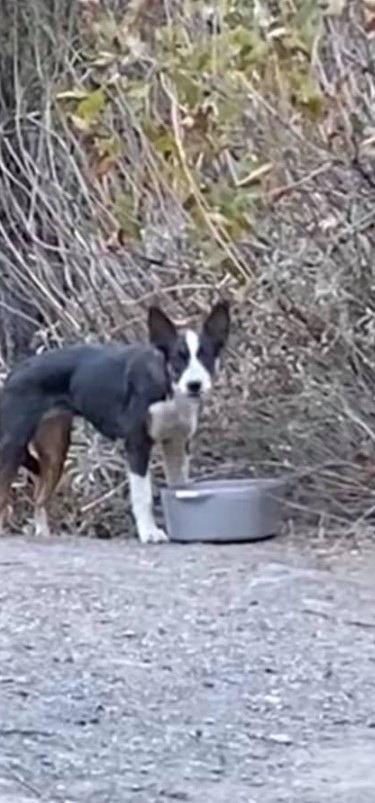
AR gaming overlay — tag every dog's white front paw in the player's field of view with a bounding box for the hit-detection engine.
[138,525,168,544]
[34,508,51,538]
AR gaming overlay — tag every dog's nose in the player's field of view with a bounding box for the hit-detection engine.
[187,380,202,396]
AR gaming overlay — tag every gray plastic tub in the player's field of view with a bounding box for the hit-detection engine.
[161,477,288,543]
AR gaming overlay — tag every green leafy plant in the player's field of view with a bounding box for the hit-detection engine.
[55,0,327,277]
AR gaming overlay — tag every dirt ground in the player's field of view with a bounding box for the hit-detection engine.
[1,533,375,803]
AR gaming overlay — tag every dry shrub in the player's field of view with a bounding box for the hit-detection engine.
[1,0,375,537]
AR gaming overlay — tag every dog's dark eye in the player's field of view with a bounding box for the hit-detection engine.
[177,344,189,363]
[197,344,211,369]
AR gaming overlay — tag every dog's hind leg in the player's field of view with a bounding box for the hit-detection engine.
[0,395,49,534]
[31,412,73,537]
[0,471,13,534]
[0,437,30,534]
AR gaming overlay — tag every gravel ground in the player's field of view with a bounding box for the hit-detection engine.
[1,534,375,802]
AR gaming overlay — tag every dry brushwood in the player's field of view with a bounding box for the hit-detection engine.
[1,0,375,537]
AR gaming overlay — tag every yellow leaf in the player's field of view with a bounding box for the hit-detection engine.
[229,26,261,49]
[92,12,118,43]
[95,155,118,179]
[90,52,117,67]
[126,82,150,101]
[94,136,123,158]
[114,192,142,240]
[207,210,250,239]
[174,73,201,108]
[292,74,325,119]
[76,89,106,122]
[266,26,289,41]
[56,89,87,101]
[69,114,92,133]
[154,132,178,159]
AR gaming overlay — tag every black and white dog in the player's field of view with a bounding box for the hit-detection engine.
[0,301,230,542]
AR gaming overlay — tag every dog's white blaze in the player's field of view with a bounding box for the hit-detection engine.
[177,330,212,394]
[128,471,167,543]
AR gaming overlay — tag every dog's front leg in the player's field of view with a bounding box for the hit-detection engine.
[161,436,190,487]
[127,432,168,544]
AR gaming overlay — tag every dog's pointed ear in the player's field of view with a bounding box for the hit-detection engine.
[202,300,230,353]
[148,306,177,353]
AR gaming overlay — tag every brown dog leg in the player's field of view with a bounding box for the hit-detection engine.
[0,467,14,534]
[31,412,73,537]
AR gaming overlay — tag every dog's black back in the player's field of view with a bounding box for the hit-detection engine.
[2,343,171,445]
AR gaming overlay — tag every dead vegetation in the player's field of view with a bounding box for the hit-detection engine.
[1,0,375,537]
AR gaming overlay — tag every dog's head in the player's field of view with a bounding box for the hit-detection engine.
[148,301,230,400]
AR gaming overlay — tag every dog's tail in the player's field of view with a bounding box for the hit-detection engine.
[0,381,41,476]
